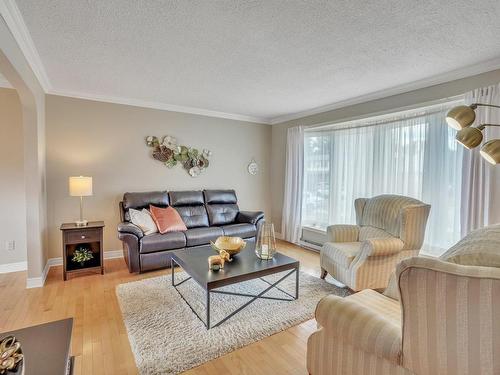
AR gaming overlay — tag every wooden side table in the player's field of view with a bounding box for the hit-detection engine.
[60,221,105,280]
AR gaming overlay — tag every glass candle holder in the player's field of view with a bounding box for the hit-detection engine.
[255,222,276,260]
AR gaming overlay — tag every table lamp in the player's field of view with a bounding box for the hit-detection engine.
[69,176,93,226]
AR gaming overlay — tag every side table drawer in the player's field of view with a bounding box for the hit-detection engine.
[65,229,100,243]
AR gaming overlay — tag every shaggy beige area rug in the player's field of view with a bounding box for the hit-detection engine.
[116,270,350,375]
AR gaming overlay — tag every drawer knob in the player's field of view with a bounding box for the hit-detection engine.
[81,235,86,239]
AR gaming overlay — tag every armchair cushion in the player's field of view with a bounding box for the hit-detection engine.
[236,211,264,225]
[326,224,359,242]
[315,292,402,364]
[118,222,144,238]
[360,195,423,237]
[322,242,361,268]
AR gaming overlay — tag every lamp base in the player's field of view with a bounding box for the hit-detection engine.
[75,220,88,227]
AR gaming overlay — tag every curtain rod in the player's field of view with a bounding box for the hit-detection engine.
[304,95,464,132]
[306,107,453,133]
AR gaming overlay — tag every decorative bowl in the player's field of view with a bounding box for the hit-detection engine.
[0,335,23,375]
[210,236,246,257]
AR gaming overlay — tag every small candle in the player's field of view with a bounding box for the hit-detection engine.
[261,244,269,258]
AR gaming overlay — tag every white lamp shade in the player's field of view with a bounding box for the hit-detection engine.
[69,176,93,196]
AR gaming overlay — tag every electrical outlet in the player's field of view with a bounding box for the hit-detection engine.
[6,240,15,251]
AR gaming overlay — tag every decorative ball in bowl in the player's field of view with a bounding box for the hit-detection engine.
[210,236,246,258]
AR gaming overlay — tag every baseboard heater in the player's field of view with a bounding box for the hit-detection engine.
[299,239,322,252]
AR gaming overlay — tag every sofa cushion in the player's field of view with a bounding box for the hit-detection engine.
[440,224,500,267]
[321,242,361,268]
[204,189,237,204]
[169,191,205,206]
[185,227,224,247]
[140,232,186,254]
[122,191,169,221]
[174,206,209,228]
[206,204,239,225]
[222,223,256,238]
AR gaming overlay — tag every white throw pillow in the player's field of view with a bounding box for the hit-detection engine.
[129,208,158,235]
[440,224,500,267]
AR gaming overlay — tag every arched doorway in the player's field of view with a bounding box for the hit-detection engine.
[0,16,47,287]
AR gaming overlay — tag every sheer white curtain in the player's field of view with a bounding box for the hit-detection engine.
[282,126,304,243]
[461,84,500,235]
[303,103,463,253]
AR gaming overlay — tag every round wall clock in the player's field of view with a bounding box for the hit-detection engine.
[247,159,259,175]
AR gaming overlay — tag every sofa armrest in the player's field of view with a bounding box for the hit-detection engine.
[117,222,144,239]
[315,295,402,364]
[361,238,404,256]
[326,224,360,242]
[236,211,264,225]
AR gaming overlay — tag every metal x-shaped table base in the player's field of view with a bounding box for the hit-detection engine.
[171,259,299,329]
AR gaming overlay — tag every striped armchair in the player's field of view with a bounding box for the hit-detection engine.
[307,255,500,375]
[320,194,430,291]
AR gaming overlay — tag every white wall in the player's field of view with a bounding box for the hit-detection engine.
[45,95,271,259]
[271,69,500,233]
[0,87,27,266]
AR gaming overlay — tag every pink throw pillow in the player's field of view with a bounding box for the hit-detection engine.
[149,205,187,234]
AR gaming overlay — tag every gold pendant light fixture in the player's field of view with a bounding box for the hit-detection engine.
[446,103,500,165]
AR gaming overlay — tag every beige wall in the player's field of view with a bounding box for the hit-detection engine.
[45,95,271,259]
[271,69,500,232]
[0,87,27,265]
[0,15,47,282]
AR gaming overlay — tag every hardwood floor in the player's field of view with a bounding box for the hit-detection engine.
[0,240,323,375]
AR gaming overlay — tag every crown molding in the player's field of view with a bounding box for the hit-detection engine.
[0,0,51,91]
[269,57,500,125]
[47,88,271,124]
[0,74,13,88]
[3,0,500,126]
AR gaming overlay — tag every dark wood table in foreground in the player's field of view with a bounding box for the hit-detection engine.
[171,243,300,329]
[0,319,73,375]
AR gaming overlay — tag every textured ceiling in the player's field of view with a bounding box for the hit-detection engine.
[14,0,500,123]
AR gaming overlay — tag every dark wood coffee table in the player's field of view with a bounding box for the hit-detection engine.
[0,319,73,374]
[171,243,300,329]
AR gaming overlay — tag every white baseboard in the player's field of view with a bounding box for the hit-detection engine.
[26,261,50,288]
[0,261,27,274]
[26,250,123,288]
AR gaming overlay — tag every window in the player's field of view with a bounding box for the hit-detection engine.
[302,102,464,253]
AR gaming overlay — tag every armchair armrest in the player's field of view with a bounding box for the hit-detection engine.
[315,295,401,364]
[117,222,144,239]
[361,237,404,256]
[326,224,359,242]
[236,211,264,225]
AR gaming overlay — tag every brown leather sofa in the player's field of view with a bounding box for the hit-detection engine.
[117,190,264,273]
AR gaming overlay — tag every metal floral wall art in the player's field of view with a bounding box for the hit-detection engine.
[145,135,211,177]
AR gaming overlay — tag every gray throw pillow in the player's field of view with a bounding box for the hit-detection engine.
[129,208,158,235]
